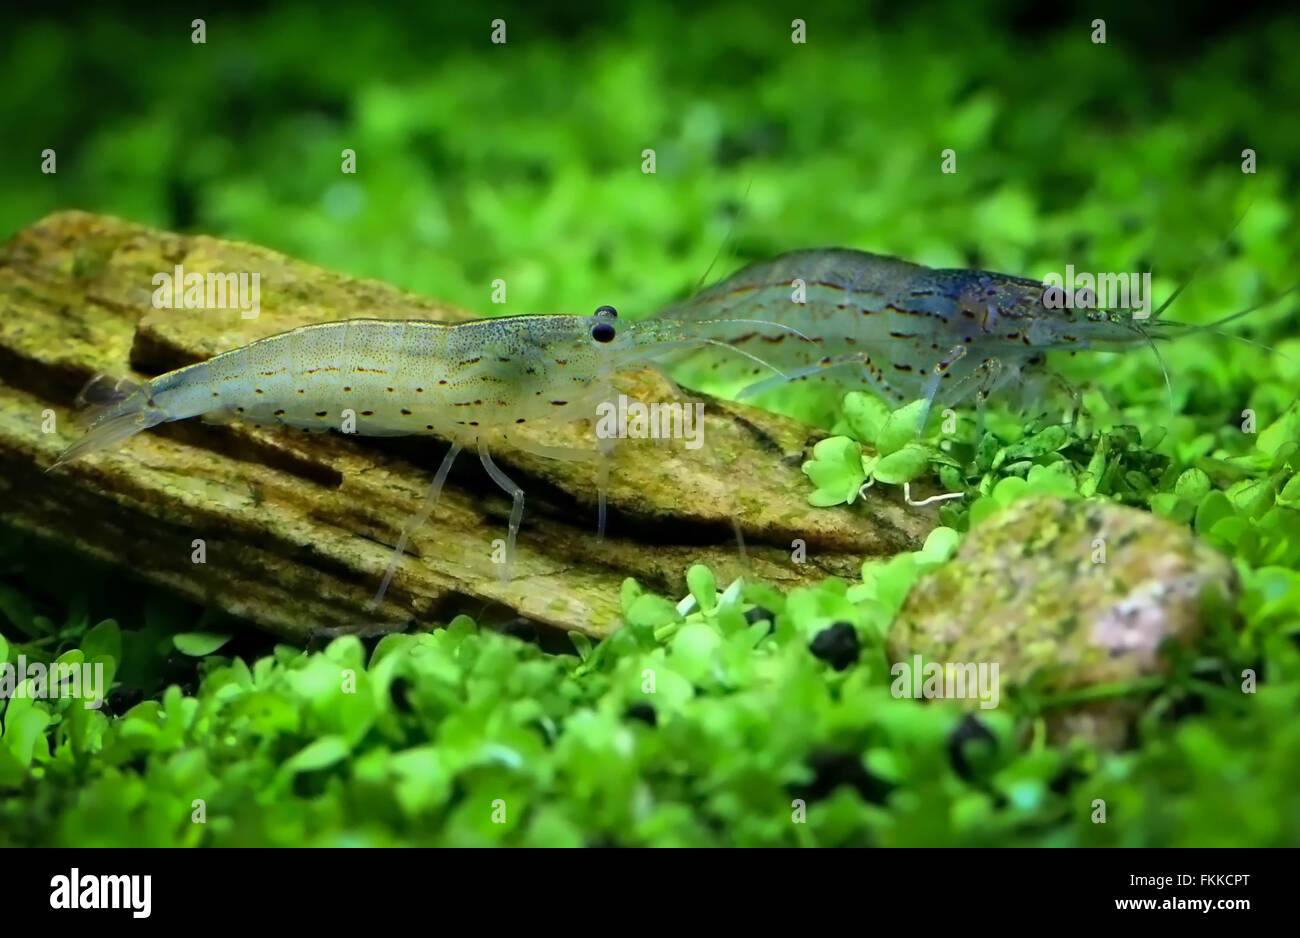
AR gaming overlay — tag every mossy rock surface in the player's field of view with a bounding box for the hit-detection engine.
[888,496,1237,743]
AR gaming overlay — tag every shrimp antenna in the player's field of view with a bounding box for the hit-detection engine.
[697,317,814,343]
[1196,280,1300,334]
[1132,274,1298,417]
[694,337,789,378]
[1150,201,1253,321]
[1132,322,1176,417]
[1147,280,1300,358]
[692,178,754,294]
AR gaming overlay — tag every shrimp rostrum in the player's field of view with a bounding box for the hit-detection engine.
[51,307,801,602]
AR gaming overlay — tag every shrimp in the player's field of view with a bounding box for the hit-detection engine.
[50,307,803,603]
[656,247,1294,430]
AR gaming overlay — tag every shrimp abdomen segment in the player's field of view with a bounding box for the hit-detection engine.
[174,320,433,434]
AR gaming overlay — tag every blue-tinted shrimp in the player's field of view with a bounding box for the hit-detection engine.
[656,247,1282,427]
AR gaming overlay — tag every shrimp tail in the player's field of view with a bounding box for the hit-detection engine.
[49,375,168,470]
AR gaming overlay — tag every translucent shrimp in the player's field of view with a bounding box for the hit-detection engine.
[50,307,802,603]
[656,247,1294,430]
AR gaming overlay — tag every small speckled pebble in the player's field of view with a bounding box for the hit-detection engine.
[888,496,1237,746]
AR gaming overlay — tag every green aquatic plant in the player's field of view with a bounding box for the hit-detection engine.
[802,397,943,507]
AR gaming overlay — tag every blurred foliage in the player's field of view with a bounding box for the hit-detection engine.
[2,0,1299,845]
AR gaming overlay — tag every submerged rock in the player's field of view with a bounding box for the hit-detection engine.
[887,496,1237,746]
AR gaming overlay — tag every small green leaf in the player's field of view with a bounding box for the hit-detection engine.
[939,464,965,492]
[568,631,593,660]
[1174,468,1212,500]
[1023,463,1080,498]
[1003,425,1069,459]
[843,392,892,445]
[4,706,51,767]
[284,735,350,774]
[625,593,679,630]
[809,488,854,507]
[992,475,1029,504]
[919,527,961,564]
[802,436,867,506]
[1276,473,1300,509]
[686,564,717,612]
[1208,515,1248,546]
[875,400,930,456]
[670,623,722,681]
[619,578,643,616]
[1257,411,1298,458]
[172,632,232,657]
[1150,492,1194,524]
[870,443,932,484]
[81,619,122,665]
[975,432,1001,471]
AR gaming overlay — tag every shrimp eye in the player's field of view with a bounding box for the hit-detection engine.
[591,322,616,343]
[594,305,618,319]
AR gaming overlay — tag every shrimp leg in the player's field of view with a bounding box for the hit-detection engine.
[369,441,463,608]
[929,356,1005,439]
[1018,364,1085,427]
[592,378,616,543]
[971,358,1004,440]
[479,439,525,583]
[919,344,969,432]
[502,433,614,542]
[595,435,612,542]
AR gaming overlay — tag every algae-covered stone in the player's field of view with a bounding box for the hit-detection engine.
[887,496,1237,746]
